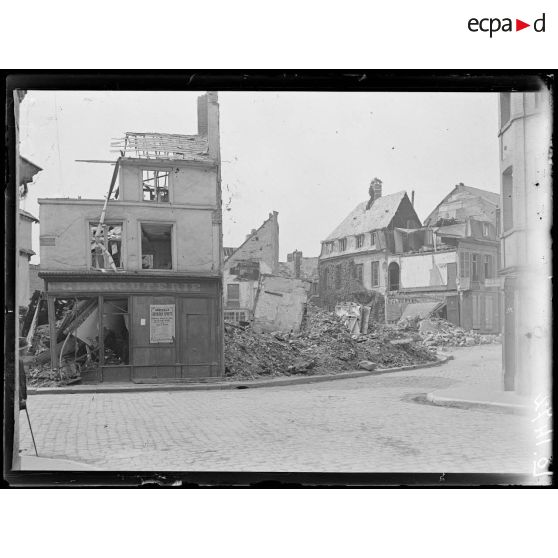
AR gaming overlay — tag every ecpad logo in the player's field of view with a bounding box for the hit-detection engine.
[468,13,546,37]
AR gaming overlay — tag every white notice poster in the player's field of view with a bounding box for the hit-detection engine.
[149,304,175,343]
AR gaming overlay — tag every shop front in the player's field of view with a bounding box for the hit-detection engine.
[39,272,223,382]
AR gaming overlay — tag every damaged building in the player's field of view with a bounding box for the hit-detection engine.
[319,179,501,334]
[386,183,501,333]
[279,250,319,301]
[318,179,421,320]
[223,212,311,332]
[37,92,224,383]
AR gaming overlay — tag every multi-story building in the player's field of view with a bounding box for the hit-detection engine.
[38,92,224,383]
[279,250,319,302]
[386,183,501,333]
[497,89,552,396]
[318,179,421,313]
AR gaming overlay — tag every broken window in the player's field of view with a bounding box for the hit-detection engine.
[324,242,334,255]
[141,223,173,269]
[371,261,380,287]
[102,298,129,365]
[356,234,365,248]
[388,262,400,291]
[227,284,240,308]
[338,238,347,252]
[90,222,123,269]
[142,169,170,202]
[471,254,480,281]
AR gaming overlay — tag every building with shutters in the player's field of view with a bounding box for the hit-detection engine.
[37,92,224,383]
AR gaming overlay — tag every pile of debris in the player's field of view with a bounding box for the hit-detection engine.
[415,318,501,347]
[224,304,437,379]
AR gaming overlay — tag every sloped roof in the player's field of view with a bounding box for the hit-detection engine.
[424,184,499,226]
[324,191,408,241]
[19,209,39,222]
[223,247,236,259]
[111,132,209,161]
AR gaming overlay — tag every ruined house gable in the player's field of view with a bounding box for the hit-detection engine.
[424,184,500,227]
[224,211,279,275]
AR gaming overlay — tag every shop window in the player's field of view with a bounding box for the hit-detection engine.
[90,222,123,269]
[371,261,380,287]
[356,234,364,248]
[227,284,240,308]
[502,166,514,232]
[141,223,173,269]
[102,298,129,365]
[142,169,170,202]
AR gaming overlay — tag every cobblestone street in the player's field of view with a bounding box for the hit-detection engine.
[19,345,534,473]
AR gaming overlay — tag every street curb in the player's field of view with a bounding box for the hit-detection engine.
[28,355,450,395]
[425,391,529,415]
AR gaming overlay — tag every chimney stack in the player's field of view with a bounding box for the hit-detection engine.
[197,93,208,136]
[366,178,383,210]
[293,250,302,279]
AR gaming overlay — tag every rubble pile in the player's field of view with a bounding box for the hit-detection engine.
[224,304,437,379]
[416,318,501,347]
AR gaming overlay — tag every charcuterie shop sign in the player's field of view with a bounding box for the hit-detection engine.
[150,304,175,343]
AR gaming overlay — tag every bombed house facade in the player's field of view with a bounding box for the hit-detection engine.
[38,92,223,383]
[386,184,501,333]
[318,179,421,319]
[223,211,279,323]
[223,213,311,332]
[497,90,551,396]
[319,180,501,333]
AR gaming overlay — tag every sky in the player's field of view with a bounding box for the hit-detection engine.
[18,90,500,263]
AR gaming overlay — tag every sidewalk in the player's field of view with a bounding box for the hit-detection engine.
[16,455,100,470]
[427,385,530,414]
[27,354,450,395]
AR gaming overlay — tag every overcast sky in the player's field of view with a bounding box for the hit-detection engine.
[19,90,500,263]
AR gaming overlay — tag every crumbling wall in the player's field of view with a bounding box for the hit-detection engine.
[391,250,457,289]
[252,275,310,333]
[224,212,279,275]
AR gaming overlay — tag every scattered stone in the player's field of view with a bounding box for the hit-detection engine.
[358,360,377,371]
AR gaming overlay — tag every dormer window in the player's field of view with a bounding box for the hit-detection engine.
[324,242,334,254]
[482,222,490,237]
[338,238,347,251]
[371,232,377,246]
[142,169,170,202]
[356,234,365,248]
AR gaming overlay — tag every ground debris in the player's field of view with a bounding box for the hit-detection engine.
[415,318,501,347]
[225,304,437,379]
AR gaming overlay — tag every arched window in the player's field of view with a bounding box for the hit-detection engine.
[388,262,400,291]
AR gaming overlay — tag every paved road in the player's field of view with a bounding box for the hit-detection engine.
[19,345,535,473]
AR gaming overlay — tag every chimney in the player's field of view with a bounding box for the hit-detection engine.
[293,250,302,279]
[411,190,415,207]
[366,178,383,210]
[197,93,208,136]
